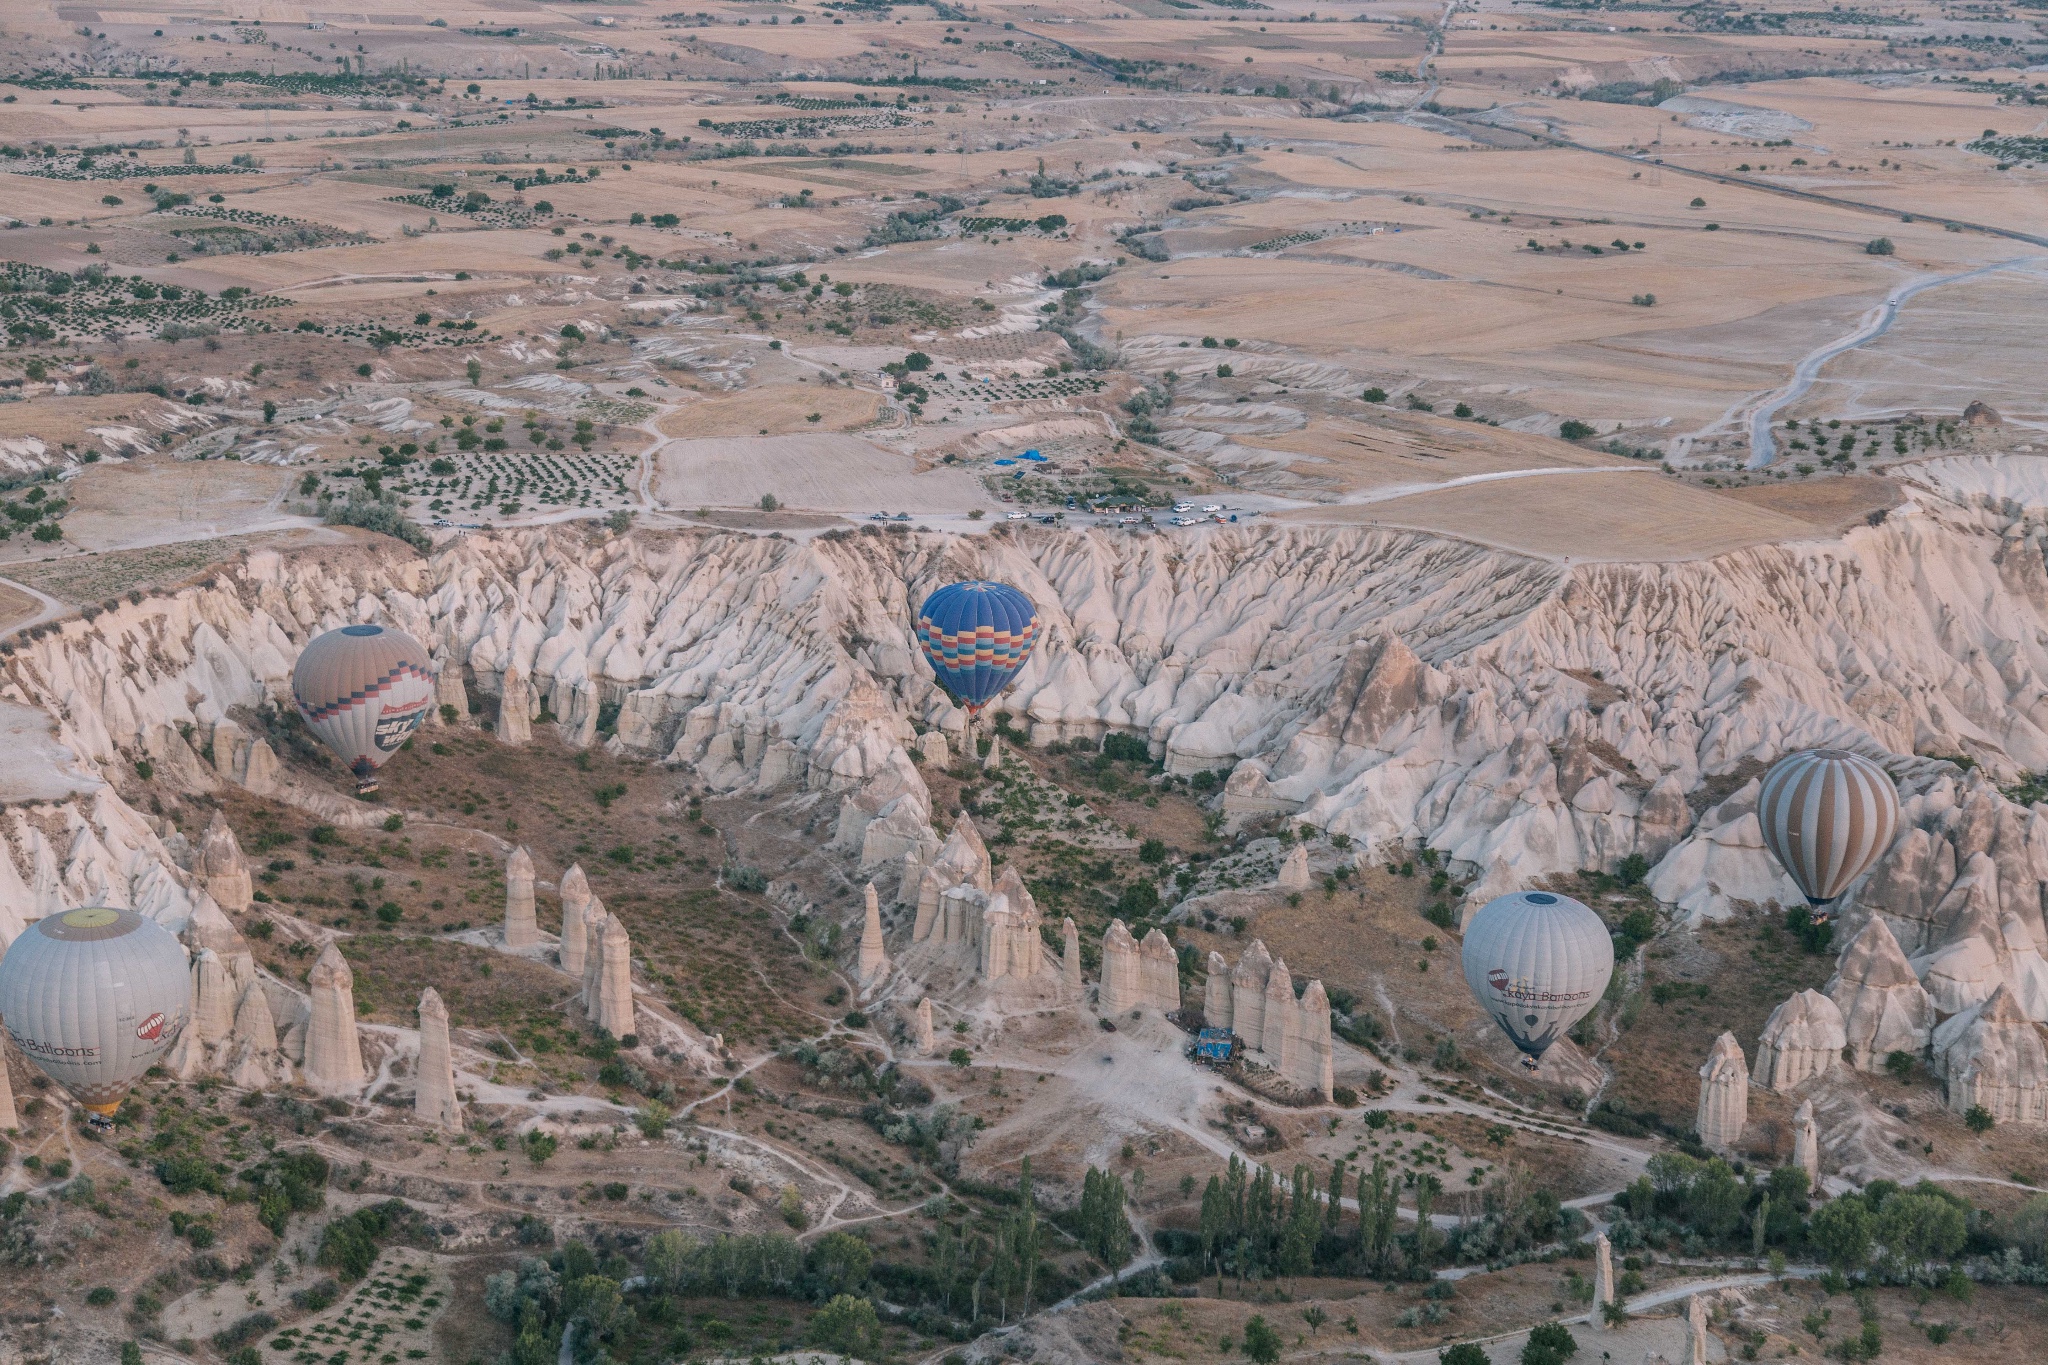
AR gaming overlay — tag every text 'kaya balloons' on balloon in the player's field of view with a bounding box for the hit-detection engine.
[1461,890,1615,1070]
[0,906,192,1124]
[292,623,436,792]
[1757,748,1899,920]
[914,580,1040,717]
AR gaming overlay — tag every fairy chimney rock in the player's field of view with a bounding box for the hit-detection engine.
[595,914,636,1040]
[1204,950,1234,1029]
[1937,983,2048,1126]
[1792,1099,1821,1186]
[915,997,935,1054]
[558,862,592,976]
[1138,928,1182,1014]
[1062,917,1082,997]
[503,845,538,949]
[198,810,253,915]
[1595,1234,1615,1312]
[858,882,890,985]
[415,987,463,1133]
[191,947,236,1050]
[303,942,366,1093]
[1827,916,1935,1071]
[1277,844,1311,892]
[1100,919,1144,1015]
[1697,1031,1750,1151]
[497,665,533,745]
[1755,989,1847,1092]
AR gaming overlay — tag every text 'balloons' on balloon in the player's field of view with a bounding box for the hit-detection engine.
[914,580,1040,717]
[0,906,192,1124]
[1757,748,1899,919]
[292,623,436,793]
[1460,890,1615,1070]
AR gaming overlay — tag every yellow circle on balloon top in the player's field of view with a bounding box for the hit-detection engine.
[62,907,121,928]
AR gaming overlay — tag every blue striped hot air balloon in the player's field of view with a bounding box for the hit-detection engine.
[914,581,1040,716]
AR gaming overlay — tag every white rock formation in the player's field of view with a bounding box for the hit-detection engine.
[1138,927,1182,1015]
[190,947,236,1051]
[910,816,992,936]
[1696,1031,1749,1151]
[1207,939,1333,1099]
[0,1036,18,1129]
[496,664,533,744]
[592,913,636,1039]
[228,981,284,1090]
[914,997,935,1054]
[1062,917,1081,997]
[197,810,252,915]
[18,460,2048,1076]
[1826,916,1935,1071]
[1934,983,2047,1125]
[858,881,890,985]
[415,987,463,1133]
[980,866,1052,984]
[1276,844,1310,892]
[1792,1099,1820,1186]
[503,845,537,948]
[1755,989,1846,1093]
[558,862,592,976]
[1594,1233,1614,1315]
[303,942,366,1094]
[1099,919,1145,1016]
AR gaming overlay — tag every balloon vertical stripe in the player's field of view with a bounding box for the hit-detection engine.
[1758,749,1898,907]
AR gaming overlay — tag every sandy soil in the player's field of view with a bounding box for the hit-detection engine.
[655,380,882,438]
[652,432,990,514]
[1277,468,1823,561]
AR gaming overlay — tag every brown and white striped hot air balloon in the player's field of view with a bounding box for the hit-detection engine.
[1757,748,1899,923]
[292,624,436,793]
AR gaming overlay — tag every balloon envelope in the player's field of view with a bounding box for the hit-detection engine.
[292,623,435,790]
[1461,890,1614,1065]
[1757,749,1899,907]
[914,581,1040,714]
[0,906,191,1116]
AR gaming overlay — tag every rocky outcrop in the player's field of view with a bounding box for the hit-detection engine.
[1062,917,1081,995]
[910,816,993,934]
[228,981,285,1090]
[1696,1031,1749,1151]
[1792,1099,1821,1186]
[415,987,463,1133]
[858,881,889,985]
[496,664,532,745]
[558,863,591,976]
[303,942,366,1094]
[1934,983,2047,1125]
[1594,1234,1614,1315]
[1755,990,1845,1093]
[914,997,935,1054]
[503,845,537,949]
[1207,939,1332,1099]
[0,1037,16,1129]
[197,810,252,915]
[1139,928,1181,1013]
[1099,919,1145,1016]
[981,865,1051,984]
[1276,845,1310,892]
[591,913,636,1040]
[1827,916,1935,1070]
[1099,920,1179,1016]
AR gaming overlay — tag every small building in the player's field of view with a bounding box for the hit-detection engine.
[1193,1028,1237,1065]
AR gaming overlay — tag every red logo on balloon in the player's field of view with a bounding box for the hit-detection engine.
[1487,969,1510,992]
[136,1012,167,1042]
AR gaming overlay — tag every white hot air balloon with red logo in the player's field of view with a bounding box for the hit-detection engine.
[292,623,436,792]
[0,906,191,1127]
[1461,890,1615,1070]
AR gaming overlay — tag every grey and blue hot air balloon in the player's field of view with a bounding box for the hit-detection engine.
[0,906,191,1127]
[1460,890,1614,1070]
[292,623,436,792]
